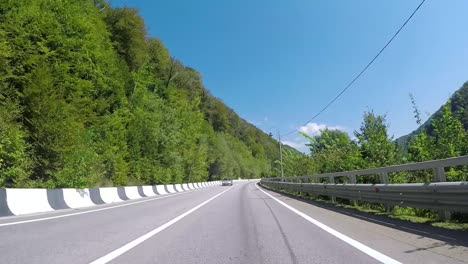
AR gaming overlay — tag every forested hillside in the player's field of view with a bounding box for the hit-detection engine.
[290,82,468,182]
[0,0,284,188]
[283,85,468,221]
[397,82,468,148]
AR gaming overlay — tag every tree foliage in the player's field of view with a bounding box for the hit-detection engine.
[302,129,362,174]
[0,0,283,187]
[355,111,399,167]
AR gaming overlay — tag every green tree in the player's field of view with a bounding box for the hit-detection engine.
[103,7,148,71]
[302,129,361,174]
[0,0,131,187]
[0,97,32,187]
[407,93,432,162]
[431,103,465,159]
[355,111,399,167]
[0,0,286,188]
[274,147,314,177]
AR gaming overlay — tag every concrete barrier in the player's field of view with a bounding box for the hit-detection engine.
[152,185,160,195]
[89,188,105,205]
[156,185,167,195]
[117,187,129,201]
[0,189,13,216]
[166,185,176,193]
[0,180,219,217]
[142,186,156,197]
[174,184,183,192]
[47,189,70,210]
[137,186,146,197]
[6,188,54,216]
[124,186,141,200]
[63,188,95,209]
[99,187,122,204]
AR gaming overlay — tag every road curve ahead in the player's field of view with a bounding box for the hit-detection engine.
[1,181,467,264]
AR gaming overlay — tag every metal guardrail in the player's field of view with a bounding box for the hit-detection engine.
[260,181,468,213]
[261,156,468,219]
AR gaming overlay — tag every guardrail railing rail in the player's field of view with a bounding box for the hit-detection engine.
[260,155,468,220]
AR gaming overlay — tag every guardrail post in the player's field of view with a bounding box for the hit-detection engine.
[350,174,357,207]
[433,167,447,182]
[349,174,356,184]
[433,167,450,221]
[328,176,336,202]
[379,172,388,184]
[379,172,392,212]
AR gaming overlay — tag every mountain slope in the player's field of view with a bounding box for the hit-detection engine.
[396,81,468,148]
[0,0,291,188]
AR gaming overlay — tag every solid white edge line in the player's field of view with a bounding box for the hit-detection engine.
[89,186,234,264]
[0,187,204,227]
[255,183,401,264]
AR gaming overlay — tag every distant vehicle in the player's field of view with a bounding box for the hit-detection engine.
[222,178,233,186]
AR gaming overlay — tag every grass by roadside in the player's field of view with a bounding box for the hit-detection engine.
[432,222,468,230]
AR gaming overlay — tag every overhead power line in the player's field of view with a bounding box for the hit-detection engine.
[281,0,427,138]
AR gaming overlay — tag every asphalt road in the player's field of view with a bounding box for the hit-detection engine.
[1,181,467,264]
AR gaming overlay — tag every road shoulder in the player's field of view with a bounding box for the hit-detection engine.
[258,183,468,264]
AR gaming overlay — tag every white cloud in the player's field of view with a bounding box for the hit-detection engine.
[298,122,343,137]
[283,122,346,153]
[282,140,308,152]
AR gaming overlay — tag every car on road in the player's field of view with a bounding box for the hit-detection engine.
[222,178,233,186]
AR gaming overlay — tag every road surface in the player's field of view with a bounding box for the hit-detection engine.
[1,181,467,263]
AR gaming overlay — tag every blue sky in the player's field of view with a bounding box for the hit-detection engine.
[119,0,468,152]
